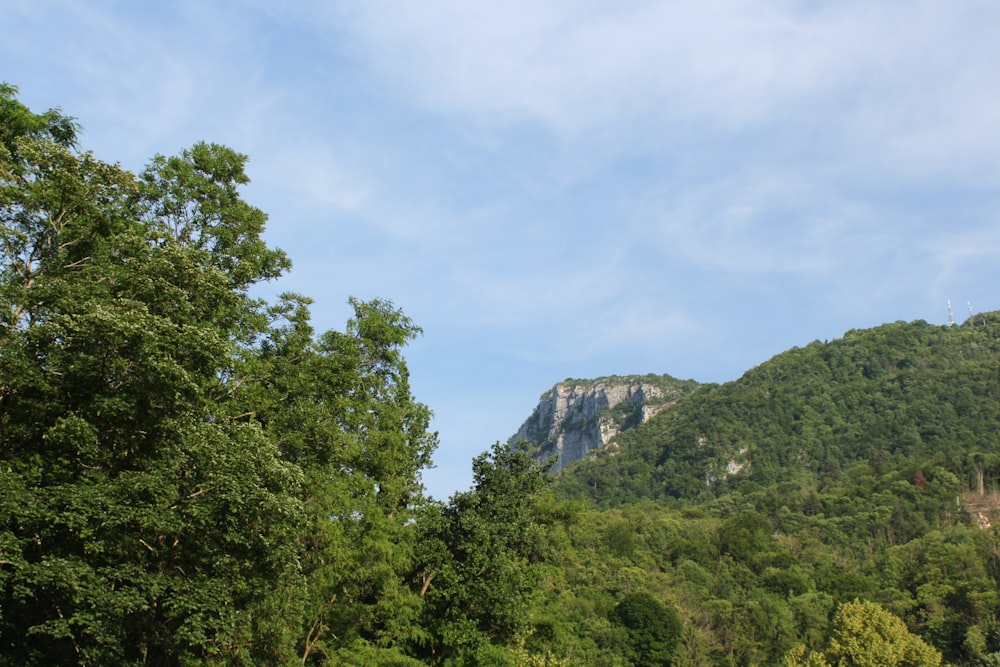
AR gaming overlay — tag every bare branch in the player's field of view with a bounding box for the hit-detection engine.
[168,486,216,509]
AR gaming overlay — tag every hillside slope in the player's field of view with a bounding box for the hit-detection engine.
[553,313,1000,507]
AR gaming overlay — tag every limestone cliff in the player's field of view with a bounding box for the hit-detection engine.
[508,374,695,471]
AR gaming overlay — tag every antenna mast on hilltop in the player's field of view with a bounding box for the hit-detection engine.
[947,300,955,326]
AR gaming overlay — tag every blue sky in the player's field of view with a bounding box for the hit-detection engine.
[5,1,1000,500]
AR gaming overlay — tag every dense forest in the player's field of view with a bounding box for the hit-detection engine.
[3,86,1000,666]
[525,313,1000,665]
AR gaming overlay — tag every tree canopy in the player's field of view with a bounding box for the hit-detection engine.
[0,83,439,665]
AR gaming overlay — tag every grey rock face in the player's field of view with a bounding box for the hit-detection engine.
[508,378,672,471]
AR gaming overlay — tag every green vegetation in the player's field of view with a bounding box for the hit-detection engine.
[783,599,942,666]
[0,85,548,665]
[5,85,1000,665]
[555,315,1000,507]
[558,373,699,392]
[531,314,1000,664]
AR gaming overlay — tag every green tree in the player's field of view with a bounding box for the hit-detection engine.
[784,599,941,667]
[0,84,437,666]
[243,295,436,662]
[415,443,552,664]
[0,85,307,664]
[611,591,682,666]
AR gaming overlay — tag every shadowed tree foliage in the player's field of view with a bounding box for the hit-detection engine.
[612,591,682,666]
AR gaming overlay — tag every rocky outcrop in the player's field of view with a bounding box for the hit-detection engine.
[509,376,686,471]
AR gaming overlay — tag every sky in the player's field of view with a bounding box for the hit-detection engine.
[4,1,1000,500]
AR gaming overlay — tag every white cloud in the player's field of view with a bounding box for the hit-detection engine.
[319,1,1000,181]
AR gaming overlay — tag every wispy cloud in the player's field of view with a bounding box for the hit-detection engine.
[634,166,876,274]
[327,4,992,124]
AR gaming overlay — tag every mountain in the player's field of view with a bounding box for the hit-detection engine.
[547,313,1000,508]
[508,374,699,471]
[517,313,1000,665]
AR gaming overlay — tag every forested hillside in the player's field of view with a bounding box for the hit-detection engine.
[537,314,1000,664]
[5,85,1000,666]
[555,314,1000,507]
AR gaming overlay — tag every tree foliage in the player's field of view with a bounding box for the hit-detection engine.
[0,84,436,665]
[611,591,682,665]
[534,313,1000,665]
[414,443,554,665]
[784,599,942,667]
[555,316,1000,508]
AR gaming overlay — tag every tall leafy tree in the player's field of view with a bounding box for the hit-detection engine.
[237,294,436,663]
[0,85,436,665]
[0,84,307,664]
[414,443,552,664]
